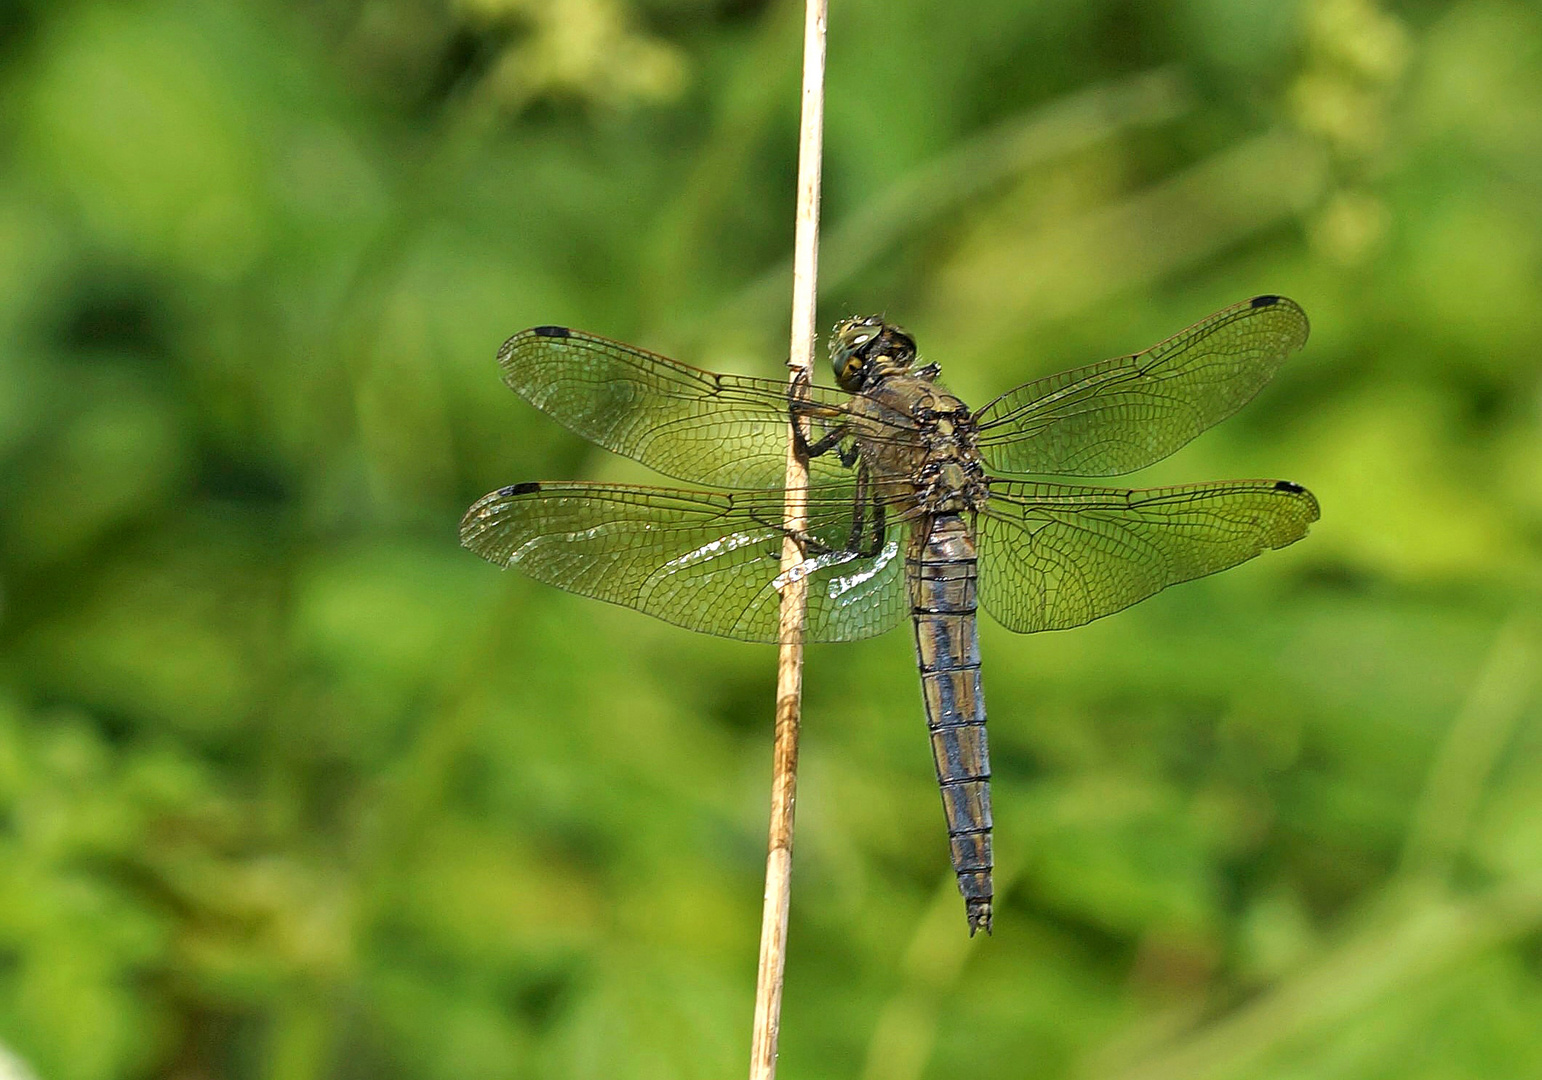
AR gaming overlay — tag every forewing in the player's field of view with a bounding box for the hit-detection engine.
[973,296,1309,476]
[460,481,910,643]
[977,479,1319,633]
[497,326,897,489]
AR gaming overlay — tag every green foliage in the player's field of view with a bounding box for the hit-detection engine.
[0,0,1540,1077]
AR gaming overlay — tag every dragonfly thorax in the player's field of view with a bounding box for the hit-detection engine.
[918,458,988,513]
[911,399,989,513]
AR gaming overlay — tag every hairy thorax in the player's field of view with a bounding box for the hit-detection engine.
[848,375,991,516]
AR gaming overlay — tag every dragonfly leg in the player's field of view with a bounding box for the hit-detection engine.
[774,501,884,560]
[837,462,889,558]
[743,450,885,560]
[862,499,888,558]
[789,394,854,464]
[848,492,887,559]
[798,423,856,464]
[843,462,872,552]
[779,526,847,557]
[750,513,842,558]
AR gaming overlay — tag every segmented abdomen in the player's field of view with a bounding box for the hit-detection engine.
[907,513,993,935]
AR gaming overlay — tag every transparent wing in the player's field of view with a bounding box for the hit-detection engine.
[977,478,1319,633]
[460,481,911,643]
[497,326,916,489]
[972,296,1309,477]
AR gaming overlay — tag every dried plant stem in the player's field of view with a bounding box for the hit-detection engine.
[749,1,825,1077]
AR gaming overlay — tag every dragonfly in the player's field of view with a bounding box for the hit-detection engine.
[461,295,1319,935]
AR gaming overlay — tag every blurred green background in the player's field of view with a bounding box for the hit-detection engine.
[1,0,1540,1077]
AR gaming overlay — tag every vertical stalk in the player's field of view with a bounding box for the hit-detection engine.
[748,1,826,1077]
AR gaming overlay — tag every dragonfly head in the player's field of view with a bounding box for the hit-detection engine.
[830,315,919,392]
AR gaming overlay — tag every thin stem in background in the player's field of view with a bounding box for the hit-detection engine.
[707,66,1191,337]
[749,1,826,1077]
[1399,611,1537,885]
